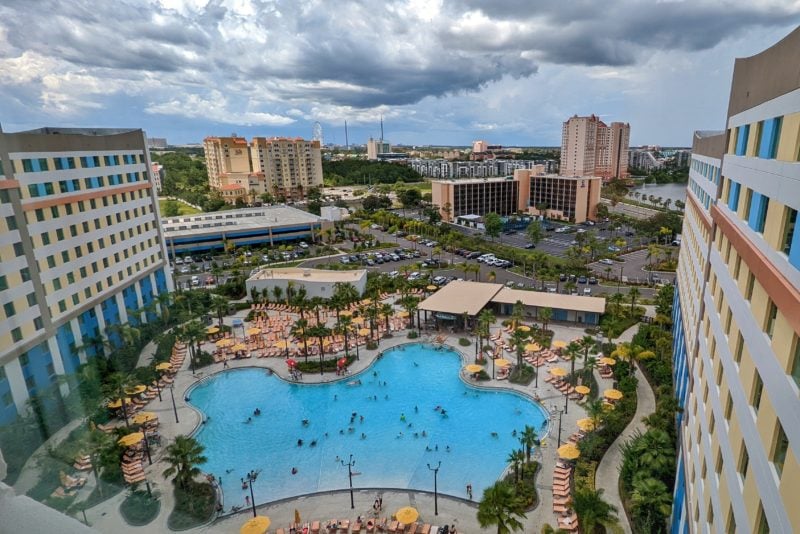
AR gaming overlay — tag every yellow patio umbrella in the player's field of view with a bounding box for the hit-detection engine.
[131,412,158,425]
[576,418,596,431]
[107,398,131,409]
[155,362,172,371]
[552,340,568,349]
[232,343,248,352]
[240,515,271,534]
[516,325,531,332]
[117,432,144,448]
[574,385,591,395]
[426,285,438,291]
[494,358,512,368]
[558,443,581,460]
[599,357,616,366]
[275,340,290,349]
[216,338,234,348]
[524,343,541,352]
[124,385,147,395]
[396,311,410,318]
[294,509,302,524]
[246,327,261,336]
[395,507,419,524]
[206,326,220,334]
[339,310,353,317]
[361,298,372,305]
[604,388,624,400]
[465,364,483,373]
[352,317,365,325]
[358,328,371,337]
[549,367,568,377]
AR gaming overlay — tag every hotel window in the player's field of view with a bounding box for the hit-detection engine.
[734,332,744,363]
[725,392,733,420]
[745,273,756,300]
[751,373,763,412]
[13,242,24,257]
[0,275,6,290]
[756,506,769,534]
[20,267,30,282]
[11,327,22,342]
[738,445,749,479]
[783,207,797,257]
[35,208,44,222]
[765,300,778,338]
[790,339,800,388]
[3,302,16,317]
[53,278,61,291]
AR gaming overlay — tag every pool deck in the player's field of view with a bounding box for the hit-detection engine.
[82,312,595,533]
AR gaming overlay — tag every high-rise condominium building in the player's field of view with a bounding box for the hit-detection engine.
[560,114,630,180]
[204,136,323,203]
[0,128,172,425]
[672,28,800,534]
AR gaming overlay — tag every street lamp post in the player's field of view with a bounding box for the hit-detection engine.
[169,384,179,424]
[555,408,564,446]
[141,427,152,465]
[617,264,624,293]
[245,470,259,517]
[427,461,441,516]
[341,454,356,509]
[563,387,569,414]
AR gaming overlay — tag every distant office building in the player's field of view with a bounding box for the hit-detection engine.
[0,127,172,425]
[409,159,549,178]
[472,140,488,153]
[431,169,600,224]
[673,149,691,167]
[367,138,391,160]
[560,114,630,180]
[671,27,800,534]
[161,205,332,257]
[147,137,168,149]
[203,136,323,203]
[629,149,664,172]
[150,162,164,193]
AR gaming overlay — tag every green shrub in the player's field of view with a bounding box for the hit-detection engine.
[458,337,471,347]
[366,341,378,350]
[120,488,161,526]
[167,481,216,530]
[407,331,419,339]
[476,370,490,381]
[295,355,356,374]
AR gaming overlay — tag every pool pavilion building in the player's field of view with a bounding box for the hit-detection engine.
[418,280,606,326]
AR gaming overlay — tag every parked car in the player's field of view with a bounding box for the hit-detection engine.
[583,287,592,295]
[588,277,598,285]
[599,258,614,265]
[524,243,536,249]
[298,241,309,249]
[577,276,588,284]
[191,275,200,286]
[180,266,190,274]
[388,271,399,278]
[174,257,184,265]
[184,256,194,264]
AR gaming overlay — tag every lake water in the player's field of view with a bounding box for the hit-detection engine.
[188,343,548,508]
[631,182,687,204]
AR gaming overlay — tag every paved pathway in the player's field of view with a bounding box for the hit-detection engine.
[593,352,656,533]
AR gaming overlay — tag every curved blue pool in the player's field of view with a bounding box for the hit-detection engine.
[188,344,549,507]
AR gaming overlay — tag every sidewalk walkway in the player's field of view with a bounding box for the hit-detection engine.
[593,361,656,534]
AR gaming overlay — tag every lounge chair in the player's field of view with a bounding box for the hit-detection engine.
[337,519,350,532]
[352,520,362,533]
[276,529,286,534]
[50,486,76,499]
[311,521,320,534]
[553,504,571,514]
[420,525,431,534]
[387,521,399,533]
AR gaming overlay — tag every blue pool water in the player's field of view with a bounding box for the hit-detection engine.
[188,344,549,507]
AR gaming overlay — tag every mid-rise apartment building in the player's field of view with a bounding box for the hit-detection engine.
[204,136,323,203]
[431,170,600,224]
[0,128,172,425]
[672,28,800,533]
[366,138,391,160]
[560,114,630,180]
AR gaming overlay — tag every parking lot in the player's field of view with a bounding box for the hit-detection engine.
[586,248,676,286]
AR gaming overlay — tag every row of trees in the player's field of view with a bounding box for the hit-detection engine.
[323,160,423,186]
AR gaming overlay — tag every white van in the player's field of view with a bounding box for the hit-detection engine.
[191,275,200,286]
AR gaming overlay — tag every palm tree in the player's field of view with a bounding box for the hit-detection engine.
[104,372,136,428]
[630,476,672,531]
[178,320,206,370]
[635,430,675,478]
[612,342,656,376]
[309,324,332,374]
[210,294,229,328]
[507,449,526,483]
[380,303,394,332]
[291,318,311,363]
[336,315,353,357]
[520,425,538,463]
[162,435,207,490]
[272,285,283,302]
[398,295,419,329]
[510,330,527,370]
[564,342,581,385]
[468,263,481,281]
[608,292,625,317]
[477,481,527,534]
[628,286,640,316]
[584,398,606,429]
[538,307,552,333]
[577,335,595,365]
[511,300,524,329]
[573,488,618,533]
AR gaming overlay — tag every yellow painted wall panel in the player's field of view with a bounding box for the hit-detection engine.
[762,200,786,249]
[777,112,800,162]
[746,122,759,156]
[770,313,794,371]
[779,449,800,526]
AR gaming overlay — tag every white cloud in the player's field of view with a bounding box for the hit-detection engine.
[146,91,296,126]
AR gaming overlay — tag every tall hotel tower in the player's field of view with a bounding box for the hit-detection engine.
[0,128,172,425]
[672,29,800,533]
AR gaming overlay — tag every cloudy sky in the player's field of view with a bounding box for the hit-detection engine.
[1,1,799,147]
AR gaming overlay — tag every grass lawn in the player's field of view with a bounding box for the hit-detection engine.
[159,199,202,216]
[119,489,161,526]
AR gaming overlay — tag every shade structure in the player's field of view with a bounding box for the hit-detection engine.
[124,385,147,395]
[494,358,512,368]
[549,367,568,377]
[131,412,158,425]
[604,389,624,400]
[558,443,581,460]
[232,343,248,352]
[206,326,220,334]
[216,338,234,348]
[599,357,617,366]
[552,340,568,349]
[246,327,261,336]
[107,398,131,409]
[426,285,438,291]
[358,328,371,337]
[117,432,144,448]
[576,418,596,431]
[286,358,298,367]
[524,343,541,352]
[574,385,591,395]
[465,364,483,373]
[240,515,271,534]
[337,357,348,368]
[396,311,410,318]
[516,325,531,333]
[155,362,172,371]
[395,507,419,524]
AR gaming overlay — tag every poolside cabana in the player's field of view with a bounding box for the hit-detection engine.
[417,280,503,330]
[491,287,606,325]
